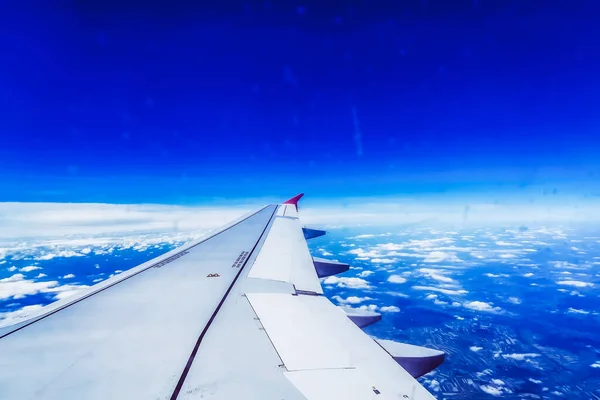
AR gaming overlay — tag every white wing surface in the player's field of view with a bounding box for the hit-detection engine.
[0,195,442,399]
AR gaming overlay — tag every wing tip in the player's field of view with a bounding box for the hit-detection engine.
[283,193,304,211]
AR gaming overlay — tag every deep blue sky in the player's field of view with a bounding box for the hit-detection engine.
[1,1,599,203]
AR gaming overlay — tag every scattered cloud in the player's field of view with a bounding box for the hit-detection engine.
[476,369,493,378]
[387,275,407,284]
[322,276,372,289]
[35,273,47,278]
[507,297,521,304]
[485,273,509,278]
[19,266,41,272]
[423,251,461,263]
[379,305,400,313]
[35,250,85,260]
[470,346,483,352]
[496,241,520,247]
[419,268,455,283]
[371,258,397,264]
[351,233,391,239]
[557,280,593,288]
[591,362,600,368]
[62,274,75,279]
[464,301,501,313]
[332,295,373,305]
[0,304,44,328]
[502,353,540,361]
[567,308,589,315]
[529,378,542,384]
[480,385,503,396]
[357,270,374,278]
[0,274,87,301]
[412,286,468,295]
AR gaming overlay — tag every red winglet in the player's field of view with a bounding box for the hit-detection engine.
[283,193,304,211]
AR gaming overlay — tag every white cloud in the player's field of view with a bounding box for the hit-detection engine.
[379,305,400,313]
[0,202,250,240]
[523,273,534,277]
[427,379,440,392]
[0,274,87,301]
[502,353,540,361]
[426,294,438,300]
[35,250,85,261]
[35,273,47,278]
[507,297,521,304]
[356,304,378,312]
[386,291,409,298]
[485,273,508,278]
[480,385,503,396]
[419,268,455,283]
[3,198,600,244]
[387,275,407,284]
[19,266,41,272]
[7,266,17,272]
[496,241,519,247]
[371,258,397,264]
[322,276,372,289]
[1,273,26,283]
[62,274,75,279]
[464,301,501,313]
[591,362,600,368]
[357,270,374,278]
[412,286,468,295]
[568,308,589,315]
[475,369,493,378]
[347,248,381,259]
[332,295,372,305]
[470,346,483,352]
[491,379,505,386]
[0,304,45,328]
[529,378,542,384]
[423,251,461,263]
[498,253,517,259]
[351,233,391,239]
[557,280,593,288]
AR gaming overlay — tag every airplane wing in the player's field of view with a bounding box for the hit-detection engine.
[0,194,443,400]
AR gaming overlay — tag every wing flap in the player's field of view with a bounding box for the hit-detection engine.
[246,293,352,371]
[246,292,436,399]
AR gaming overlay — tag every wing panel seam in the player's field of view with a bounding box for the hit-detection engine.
[169,205,279,400]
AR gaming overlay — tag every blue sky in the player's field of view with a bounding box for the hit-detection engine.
[2,1,600,204]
